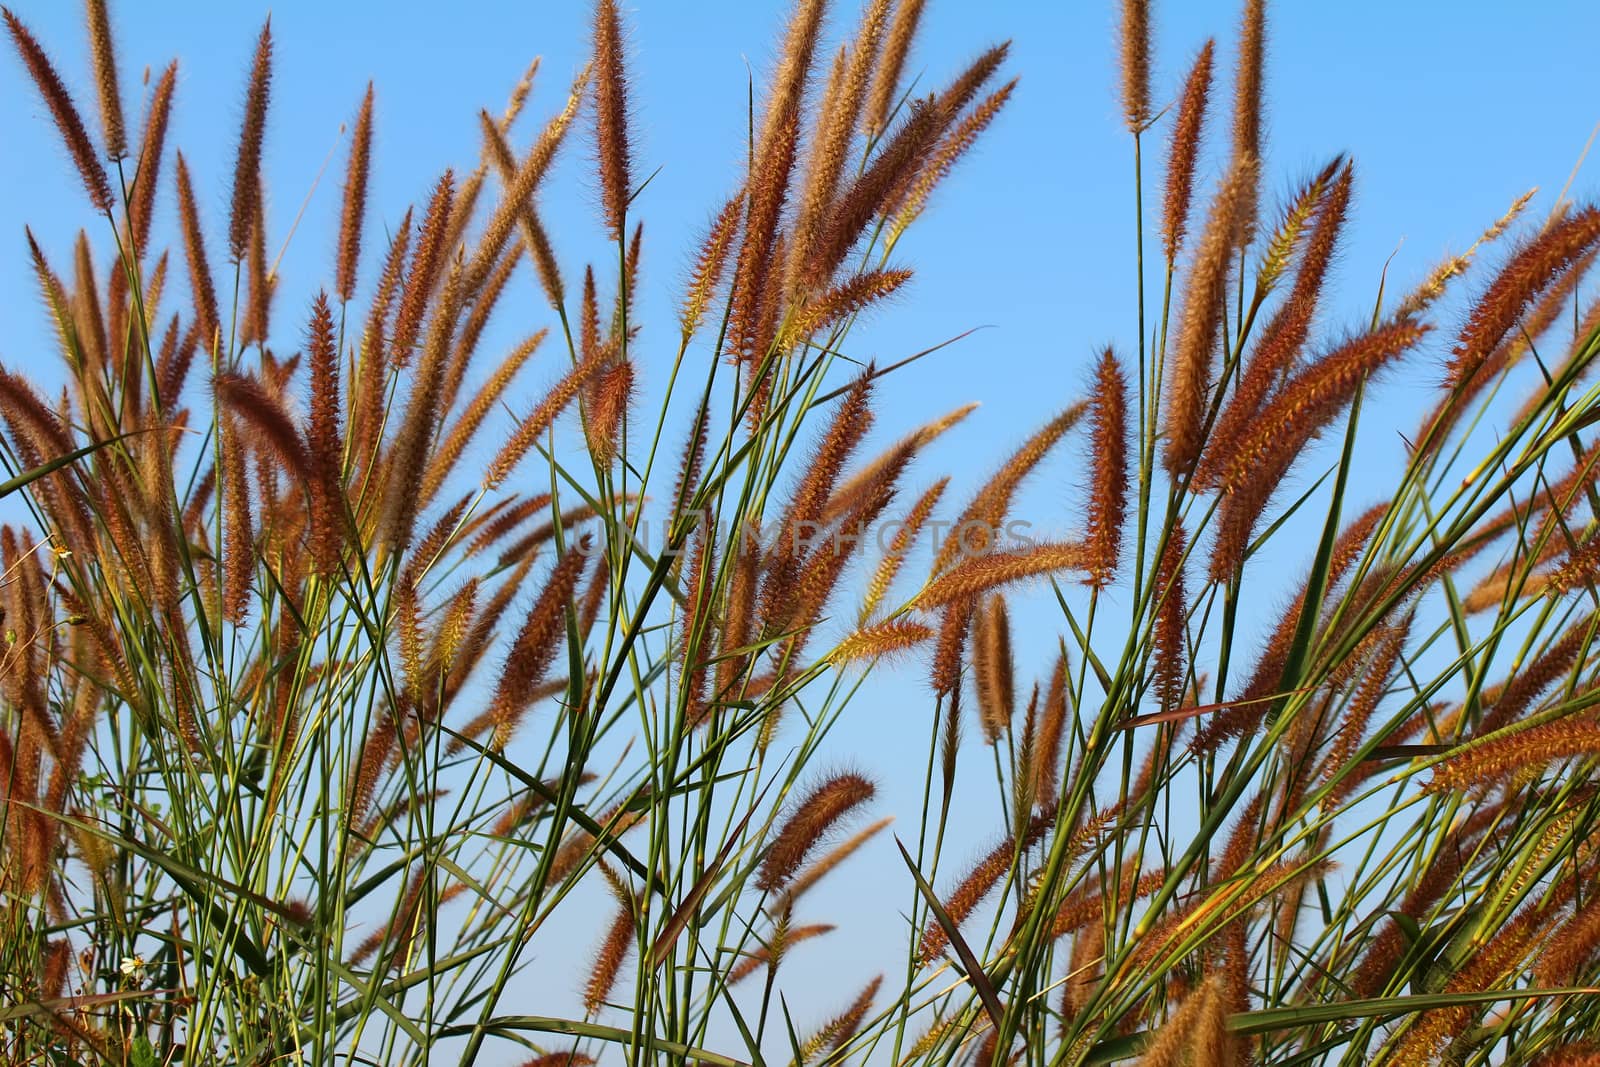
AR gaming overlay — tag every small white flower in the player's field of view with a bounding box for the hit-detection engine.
[119,954,145,981]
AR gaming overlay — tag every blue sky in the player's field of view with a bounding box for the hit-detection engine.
[3,0,1599,1059]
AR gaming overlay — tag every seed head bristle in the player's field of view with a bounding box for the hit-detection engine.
[760,372,874,635]
[219,407,256,625]
[770,816,893,915]
[424,330,547,502]
[306,292,344,572]
[930,403,1085,576]
[229,20,273,262]
[1162,40,1214,264]
[757,771,876,892]
[1197,160,1351,488]
[4,8,113,211]
[780,266,913,347]
[215,371,312,484]
[810,98,945,286]
[586,358,634,466]
[681,194,741,339]
[1118,0,1151,133]
[728,921,836,985]
[1478,616,1595,736]
[465,64,587,295]
[1212,319,1430,496]
[591,0,633,239]
[788,0,892,291]
[803,975,883,1060]
[84,0,125,157]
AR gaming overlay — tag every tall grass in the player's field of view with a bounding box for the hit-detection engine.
[1,1,1599,1065]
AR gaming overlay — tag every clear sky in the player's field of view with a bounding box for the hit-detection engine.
[2,0,1599,1060]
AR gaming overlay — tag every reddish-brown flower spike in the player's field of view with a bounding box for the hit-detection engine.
[917,541,1094,610]
[1085,349,1129,586]
[1151,523,1188,714]
[1213,319,1430,496]
[1035,651,1069,807]
[899,79,1016,232]
[128,61,176,254]
[336,84,374,303]
[1163,40,1214,264]
[757,772,876,891]
[4,8,113,211]
[216,375,314,524]
[85,0,125,157]
[1449,204,1600,389]
[306,293,343,572]
[1196,160,1352,489]
[865,0,927,136]
[829,619,933,666]
[229,20,273,262]
[1163,157,1254,477]
[583,866,636,1014]
[592,0,633,239]
[389,172,456,369]
[972,595,1015,743]
[916,806,1054,965]
[1230,0,1266,241]
[680,194,741,339]
[1118,0,1151,132]
[1426,720,1600,792]
[587,359,634,466]
[487,541,590,749]
[174,151,221,350]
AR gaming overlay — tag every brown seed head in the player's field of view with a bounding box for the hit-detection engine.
[1118,0,1151,132]
[757,772,876,891]
[864,0,927,136]
[4,8,113,211]
[1085,348,1129,586]
[229,20,273,262]
[85,0,125,157]
[591,0,633,239]
[336,84,375,302]
[1162,40,1214,264]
